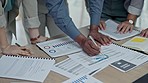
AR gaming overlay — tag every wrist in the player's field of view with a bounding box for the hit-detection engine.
[126,14,137,25]
[1,44,10,51]
[90,25,98,32]
[28,28,40,38]
[126,19,134,25]
[74,34,87,47]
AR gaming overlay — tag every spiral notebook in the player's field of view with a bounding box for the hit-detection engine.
[99,19,140,40]
[123,36,148,53]
[36,37,82,57]
[0,55,55,82]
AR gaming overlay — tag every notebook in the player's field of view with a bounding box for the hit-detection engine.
[36,37,82,57]
[123,36,148,53]
[0,55,55,82]
[99,19,140,40]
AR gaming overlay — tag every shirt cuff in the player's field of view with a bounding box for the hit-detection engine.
[0,14,6,28]
[90,14,100,26]
[24,16,40,28]
[128,6,142,16]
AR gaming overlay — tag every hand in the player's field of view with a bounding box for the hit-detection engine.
[140,28,148,38]
[75,34,101,56]
[1,45,32,56]
[89,30,112,46]
[117,21,134,34]
[31,35,49,44]
[99,20,106,30]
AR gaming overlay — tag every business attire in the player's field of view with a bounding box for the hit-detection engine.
[135,0,148,30]
[0,0,7,28]
[101,0,144,22]
[45,0,104,39]
[0,0,40,43]
[37,0,64,37]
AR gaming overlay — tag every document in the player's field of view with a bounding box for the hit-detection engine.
[37,37,81,57]
[99,19,140,40]
[62,75,103,83]
[52,44,129,78]
[0,55,55,82]
[69,44,148,72]
[110,51,148,72]
[51,58,92,78]
[68,44,128,75]
[123,36,148,53]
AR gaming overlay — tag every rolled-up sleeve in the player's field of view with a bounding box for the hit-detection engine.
[85,0,104,25]
[22,0,40,28]
[126,0,144,16]
[46,0,81,39]
[0,2,6,28]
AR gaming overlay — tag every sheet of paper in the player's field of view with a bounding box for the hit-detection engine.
[111,52,148,72]
[0,55,55,82]
[52,44,129,78]
[51,58,93,78]
[62,75,103,83]
[123,36,148,52]
[111,48,148,72]
[37,37,81,57]
[11,82,37,83]
[68,44,128,75]
[69,44,148,72]
[99,19,140,40]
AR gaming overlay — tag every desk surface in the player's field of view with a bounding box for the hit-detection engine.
[0,27,148,83]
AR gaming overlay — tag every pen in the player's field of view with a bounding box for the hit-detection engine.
[89,36,98,47]
[89,36,104,55]
[89,68,101,75]
[15,43,32,55]
[15,43,21,47]
[15,43,26,51]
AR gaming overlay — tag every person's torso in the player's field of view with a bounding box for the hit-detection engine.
[102,0,128,17]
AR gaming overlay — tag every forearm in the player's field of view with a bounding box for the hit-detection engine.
[86,0,104,32]
[22,0,40,29]
[89,25,99,33]
[0,1,7,28]
[46,0,81,39]
[86,0,104,26]
[126,0,144,16]
[0,28,9,50]
[74,34,87,47]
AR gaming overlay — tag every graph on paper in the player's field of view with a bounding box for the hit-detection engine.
[51,58,92,78]
[37,37,82,57]
[68,44,125,68]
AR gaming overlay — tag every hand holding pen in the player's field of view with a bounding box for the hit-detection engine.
[86,36,101,56]
[89,36,99,47]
